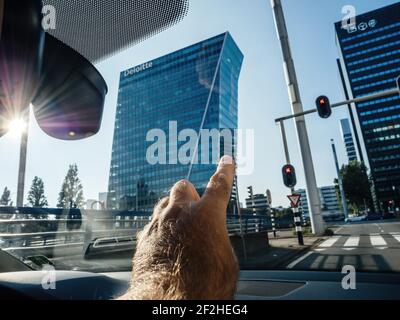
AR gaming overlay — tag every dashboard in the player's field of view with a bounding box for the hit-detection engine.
[1,248,400,300]
[1,269,400,300]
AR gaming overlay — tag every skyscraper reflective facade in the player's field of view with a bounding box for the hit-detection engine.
[340,118,358,163]
[335,2,400,209]
[107,32,243,211]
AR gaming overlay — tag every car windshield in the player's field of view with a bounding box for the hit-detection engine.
[1,0,400,275]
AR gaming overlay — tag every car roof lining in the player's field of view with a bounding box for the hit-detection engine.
[42,0,189,63]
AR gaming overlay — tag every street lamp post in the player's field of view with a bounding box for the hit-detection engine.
[16,109,30,208]
[331,139,349,220]
[271,0,325,235]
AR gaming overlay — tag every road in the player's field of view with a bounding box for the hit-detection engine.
[286,220,400,273]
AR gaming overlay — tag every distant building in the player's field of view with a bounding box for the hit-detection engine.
[340,119,358,162]
[245,193,270,214]
[296,189,310,217]
[98,192,108,209]
[320,186,341,214]
[296,186,342,217]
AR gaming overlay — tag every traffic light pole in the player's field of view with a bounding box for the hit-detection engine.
[331,139,349,220]
[275,88,399,123]
[271,0,325,235]
[292,206,304,246]
[279,123,304,245]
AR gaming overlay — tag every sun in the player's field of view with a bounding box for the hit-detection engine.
[7,119,27,137]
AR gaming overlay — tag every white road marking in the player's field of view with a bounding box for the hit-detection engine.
[344,236,360,247]
[343,248,356,251]
[391,234,400,243]
[287,251,314,269]
[319,236,340,248]
[370,235,387,246]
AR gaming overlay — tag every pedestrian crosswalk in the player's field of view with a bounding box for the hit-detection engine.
[316,233,400,250]
[343,236,359,247]
[370,234,387,246]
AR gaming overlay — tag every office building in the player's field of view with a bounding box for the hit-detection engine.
[319,186,341,214]
[245,193,271,214]
[340,118,358,162]
[297,186,342,217]
[107,33,243,211]
[335,2,400,209]
[296,189,310,217]
[98,192,108,209]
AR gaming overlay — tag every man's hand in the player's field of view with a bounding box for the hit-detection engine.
[120,156,239,300]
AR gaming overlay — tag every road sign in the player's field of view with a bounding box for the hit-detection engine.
[287,194,301,208]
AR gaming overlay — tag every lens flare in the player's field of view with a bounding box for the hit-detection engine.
[7,119,27,137]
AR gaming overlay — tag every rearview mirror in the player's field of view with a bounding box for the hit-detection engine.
[32,34,108,140]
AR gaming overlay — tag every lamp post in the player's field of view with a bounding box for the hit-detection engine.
[16,109,30,208]
[271,0,325,235]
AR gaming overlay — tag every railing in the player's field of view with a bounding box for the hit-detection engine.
[0,207,291,258]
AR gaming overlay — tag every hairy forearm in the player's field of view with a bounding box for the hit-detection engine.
[120,220,239,300]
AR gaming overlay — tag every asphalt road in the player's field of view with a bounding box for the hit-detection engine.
[286,220,400,273]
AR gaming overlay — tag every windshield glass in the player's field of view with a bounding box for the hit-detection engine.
[1,0,400,274]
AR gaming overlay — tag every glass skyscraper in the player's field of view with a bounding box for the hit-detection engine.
[340,118,358,163]
[335,2,400,209]
[107,32,243,211]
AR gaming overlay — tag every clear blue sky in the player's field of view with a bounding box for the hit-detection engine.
[0,0,397,207]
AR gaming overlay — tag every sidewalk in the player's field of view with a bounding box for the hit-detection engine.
[239,235,325,269]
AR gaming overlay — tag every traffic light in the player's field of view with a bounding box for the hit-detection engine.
[247,186,253,198]
[282,164,297,188]
[316,95,332,119]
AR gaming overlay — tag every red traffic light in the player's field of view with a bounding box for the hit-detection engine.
[316,95,332,119]
[282,164,297,188]
[285,167,293,174]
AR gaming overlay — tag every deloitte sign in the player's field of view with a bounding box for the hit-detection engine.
[123,62,153,77]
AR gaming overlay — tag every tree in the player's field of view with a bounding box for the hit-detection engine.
[27,177,48,208]
[57,164,85,209]
[0,187,11,206]
[339,161,373,214]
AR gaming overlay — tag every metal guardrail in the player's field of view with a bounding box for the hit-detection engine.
[0,207,287,257]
